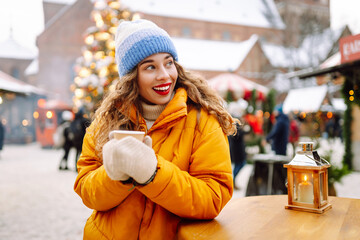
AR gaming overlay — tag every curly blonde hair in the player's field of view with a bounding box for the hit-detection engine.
[92,62,238,157]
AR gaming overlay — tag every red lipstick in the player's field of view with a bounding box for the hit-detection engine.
[153,83,171,96]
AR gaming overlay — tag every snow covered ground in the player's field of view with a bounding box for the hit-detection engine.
[0,141,358,239]
[0,143,92,240]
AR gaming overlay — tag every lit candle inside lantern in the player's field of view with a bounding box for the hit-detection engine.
[298,174,313,203]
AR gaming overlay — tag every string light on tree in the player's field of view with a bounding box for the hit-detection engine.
[72,0,140,113]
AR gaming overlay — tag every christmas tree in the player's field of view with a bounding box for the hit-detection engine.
[71,0,139,114]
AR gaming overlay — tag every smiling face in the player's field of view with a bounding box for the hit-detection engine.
[137,53,178,105]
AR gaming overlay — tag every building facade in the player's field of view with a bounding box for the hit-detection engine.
[274,0,330,47]
[35,0,287,104]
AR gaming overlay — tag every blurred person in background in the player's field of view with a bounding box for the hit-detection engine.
[54,110,73,170]
[265,104,289,156]
[68,108,89,169]
[0,118,4,158]
[325,113,342,141]
[228,118,249,190]
[288,112,300,157]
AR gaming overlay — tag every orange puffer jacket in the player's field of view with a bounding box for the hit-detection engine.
[74,88,233,240]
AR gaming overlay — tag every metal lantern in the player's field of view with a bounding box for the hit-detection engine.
[284,142,332,214]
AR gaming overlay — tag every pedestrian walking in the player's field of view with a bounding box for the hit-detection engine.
[68,109,88,169]
[0,118,4,158]
[288,112,300,156]
[265,104,290,156]
[74,19,237,240]
[54,110,73,170]
[260,104,289,195]
[228,121,247,190]
[325,113,342,141]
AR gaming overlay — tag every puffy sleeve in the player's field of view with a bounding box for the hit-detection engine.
[74,122,134,211]
[138,110,233,219]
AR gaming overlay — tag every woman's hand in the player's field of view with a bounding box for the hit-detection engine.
[102,136,157,184]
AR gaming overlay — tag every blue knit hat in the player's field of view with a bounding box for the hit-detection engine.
[275,104,283,114]
[115,19,178,77]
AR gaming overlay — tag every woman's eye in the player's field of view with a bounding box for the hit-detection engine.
[145,65,155,70]
[166,60,173,66]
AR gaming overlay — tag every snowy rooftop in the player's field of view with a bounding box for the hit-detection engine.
[320,52,341,68]
[0,70,45,95]
[299,27,345,66]
[283,85,328,113]
[43,0,76,4]
[173,35,259,71]
[261,43,309,69]
[0,37,36,60]
[261,26,347,69]
[25,58,39,76]
[122,0,285,30]
[332,98,347,112]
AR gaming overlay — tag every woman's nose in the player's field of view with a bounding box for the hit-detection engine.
[156,66,170,80]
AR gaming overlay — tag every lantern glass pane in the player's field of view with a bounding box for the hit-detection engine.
[320,172,324,202]
[294,172,314,203]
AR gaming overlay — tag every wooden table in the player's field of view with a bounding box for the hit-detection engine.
[177,195,360,240]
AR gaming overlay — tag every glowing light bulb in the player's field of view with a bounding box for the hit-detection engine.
[83,50,93,61]
[33,111,39,119]
[46,111,53,119]
[85,35,94,45]
[79,67,91,78]
[75,89,84,98]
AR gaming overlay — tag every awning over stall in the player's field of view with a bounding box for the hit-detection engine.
[208,73,269,101]
[0,70,45,95]
[283,85,328,113]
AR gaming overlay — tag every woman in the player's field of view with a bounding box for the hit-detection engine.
[74,19,237,239]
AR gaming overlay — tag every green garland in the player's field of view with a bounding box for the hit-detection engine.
[262,89,276,135]
[225,90,234,103]
[341,74,359,170]
[342,100,353,169]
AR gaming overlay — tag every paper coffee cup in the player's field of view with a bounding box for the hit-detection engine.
[109,130,145,141]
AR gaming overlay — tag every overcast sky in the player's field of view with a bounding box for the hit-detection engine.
[0,0,359,51]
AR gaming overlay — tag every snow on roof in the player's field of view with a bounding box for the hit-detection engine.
[173,35,259,71]
[122,0,285,29]
[0,37,37,60]
[0,71,45,95]
[283,85,328,113]
[43,0,76,4]
[320,52,341,68]
[299,27,346,66]
[25,58,39,76]
[332,98,347,112]
[261,43,309,69]
[262,27,347,69]
[207,73,269,99]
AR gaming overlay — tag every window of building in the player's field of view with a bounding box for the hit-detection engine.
[222,31,231,41]
[11,67,20,79]
[182,27,192,37]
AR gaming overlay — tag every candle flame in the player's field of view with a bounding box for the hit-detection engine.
[304,174,308,182]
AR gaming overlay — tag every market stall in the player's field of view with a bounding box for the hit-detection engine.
[208,73,269,101]
[296,33,360,171]
[0,71,47,144]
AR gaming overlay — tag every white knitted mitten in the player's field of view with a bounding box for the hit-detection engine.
[143,135,152,148]
[103,139,130,181]
[103,136,157,184]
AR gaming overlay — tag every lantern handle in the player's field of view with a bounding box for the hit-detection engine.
[319,157,330,166]
[305,154,331,166]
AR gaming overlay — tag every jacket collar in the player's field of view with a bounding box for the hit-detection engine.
[129,88,188,132]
